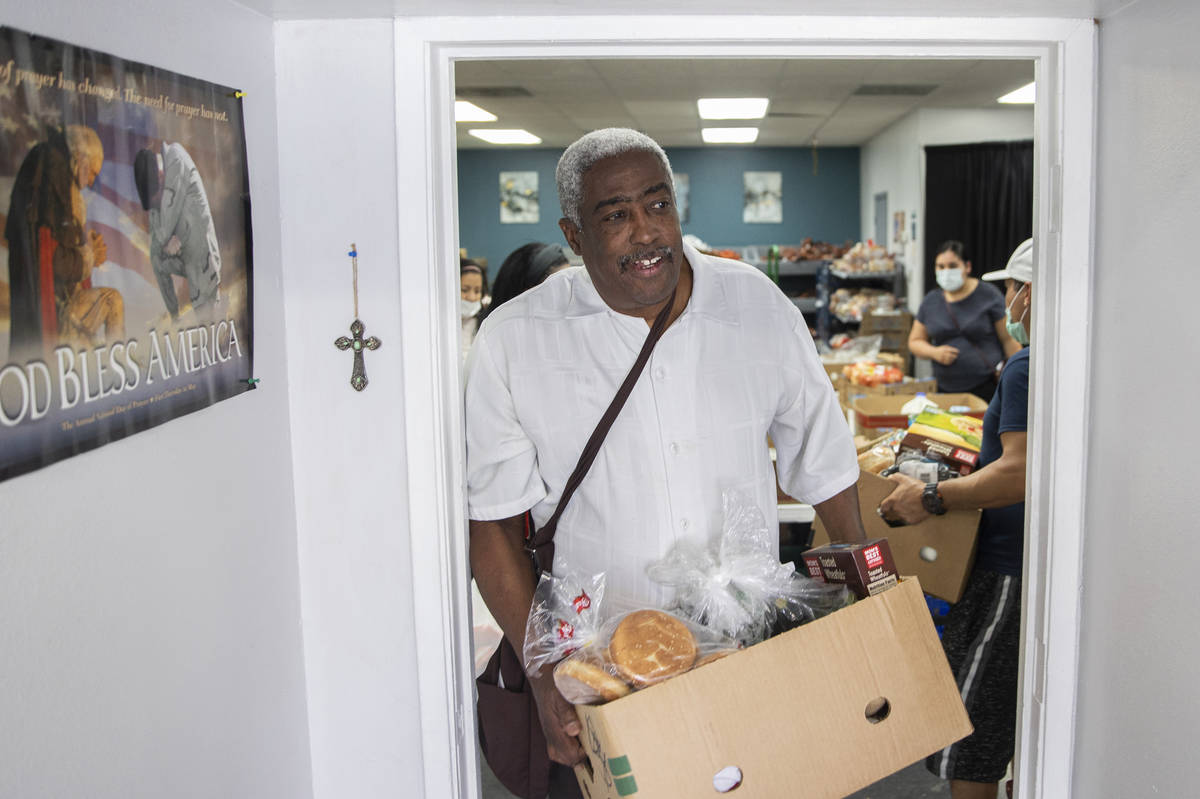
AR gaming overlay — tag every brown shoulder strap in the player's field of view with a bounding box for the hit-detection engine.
[528,287,677,569]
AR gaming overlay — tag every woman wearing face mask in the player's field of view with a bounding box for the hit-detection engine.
[460,258,489,362]
[909,240,1022,401]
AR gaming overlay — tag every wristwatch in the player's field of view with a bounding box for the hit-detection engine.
[922,483,948,516]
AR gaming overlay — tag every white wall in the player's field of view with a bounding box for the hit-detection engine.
[0,3,313,799]
[859,106,1035,305]
[274,20,426,799]
[1074,1,1200,795]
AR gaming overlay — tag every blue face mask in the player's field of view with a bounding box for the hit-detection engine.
[1005,285,1029,345]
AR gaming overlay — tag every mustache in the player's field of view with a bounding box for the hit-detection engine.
[618,246,674,272]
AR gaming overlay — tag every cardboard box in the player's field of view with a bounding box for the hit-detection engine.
[839,377,938,408]
[812,472,980,603]
[573,578,972,799]
[859,309,913,335]
[851,393,989,433]
[802,539,899,597]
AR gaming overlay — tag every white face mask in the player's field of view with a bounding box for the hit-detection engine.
[936,268,965,292]
[460,298,482,319]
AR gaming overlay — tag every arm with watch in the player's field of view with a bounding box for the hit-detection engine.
[877,430,1028,525]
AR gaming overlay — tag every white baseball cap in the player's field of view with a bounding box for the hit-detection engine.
[982,238,1034,283]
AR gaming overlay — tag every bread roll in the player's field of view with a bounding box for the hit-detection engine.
[608,610,697,687]
[554,657,632,704]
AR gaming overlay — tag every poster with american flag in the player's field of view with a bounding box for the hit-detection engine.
[0,27,253,482]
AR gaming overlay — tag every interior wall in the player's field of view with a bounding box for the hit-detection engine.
[859,106,1035,306]
[1075,1,1200,795]
[274,19,425,799]
[457,145,860,274]
[0,3,313,799]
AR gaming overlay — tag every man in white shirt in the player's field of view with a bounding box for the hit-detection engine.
[466,129,866,789]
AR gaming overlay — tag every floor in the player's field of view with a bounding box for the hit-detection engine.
[480,757,1009,798]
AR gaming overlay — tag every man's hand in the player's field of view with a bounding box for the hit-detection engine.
[529,668,585,766]
[165,235,182,256]
[934,345,960,366]
[878,472,930,526]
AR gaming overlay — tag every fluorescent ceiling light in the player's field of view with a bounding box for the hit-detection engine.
[701,127,759,144]
[997,82,1035,104]
[697,97,770,120]
[455,100,497,122]
[468,129,542,145]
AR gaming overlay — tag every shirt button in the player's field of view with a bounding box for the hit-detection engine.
[654,366,666,380]
[680,518,690,530]
[669,442,681,455]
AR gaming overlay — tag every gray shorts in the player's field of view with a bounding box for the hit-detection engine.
[926,569,1022,784]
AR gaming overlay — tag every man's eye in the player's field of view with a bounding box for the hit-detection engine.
[604,211,625,222]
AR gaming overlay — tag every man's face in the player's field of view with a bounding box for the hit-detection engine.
[1005,278,1031,326]
[559,150,684,319]
[74,154,100,189]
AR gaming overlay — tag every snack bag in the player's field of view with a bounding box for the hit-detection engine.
[523,570,605,677]
[647,490,853,646]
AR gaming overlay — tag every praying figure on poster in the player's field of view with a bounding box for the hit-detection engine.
[5,124,126,361]
[134,142,222,320]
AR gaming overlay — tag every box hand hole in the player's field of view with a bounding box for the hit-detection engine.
[712,765,743,793]
[864,696,891,724]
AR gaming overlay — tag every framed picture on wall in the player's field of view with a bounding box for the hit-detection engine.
[743,171,782,223]
[499,171,539,223]
[673,172,690,223]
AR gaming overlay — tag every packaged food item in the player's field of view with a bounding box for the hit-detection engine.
[552,608,740,705]
[801,539,899,598]
[857,444,896,475]
[646,490,853,646]
[901,392,940,424]
[907,408,983,450]
[844,361,904,387]
[523,571,606,677]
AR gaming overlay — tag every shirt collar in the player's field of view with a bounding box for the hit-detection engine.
[564,239,739,325]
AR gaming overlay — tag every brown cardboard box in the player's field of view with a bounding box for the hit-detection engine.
[573,578,972,799]
[812,472,980,603]
[859,309,913,334]
[839,377,938,407]
[852,393,989,432]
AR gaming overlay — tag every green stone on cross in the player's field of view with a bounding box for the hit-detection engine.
[335,318,381,392]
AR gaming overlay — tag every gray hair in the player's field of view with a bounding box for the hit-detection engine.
[556,128,673,228]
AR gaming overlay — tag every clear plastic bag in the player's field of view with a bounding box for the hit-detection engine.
[647,490,853,646]
[522,570,605,678]
[552,607,740,705]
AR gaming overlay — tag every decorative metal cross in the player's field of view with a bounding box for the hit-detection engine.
[335,318,381,391]
[334,244,381,391]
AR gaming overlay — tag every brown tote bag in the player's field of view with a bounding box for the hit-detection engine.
[475,289,676,799]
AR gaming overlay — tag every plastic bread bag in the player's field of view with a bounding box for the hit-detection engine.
[522,570,605,678]
[647,489,854,645]
[552,607,740,705]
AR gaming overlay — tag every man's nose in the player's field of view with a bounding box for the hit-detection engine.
[628,208,656,246]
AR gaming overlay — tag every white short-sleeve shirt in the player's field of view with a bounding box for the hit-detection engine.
[465,242,858,611]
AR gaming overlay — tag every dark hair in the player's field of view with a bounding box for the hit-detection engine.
[936,240,969,264]
[478,243,569,323]
[133,148,159,211]
[460,257,489,296]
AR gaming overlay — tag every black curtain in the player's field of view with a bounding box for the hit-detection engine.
[923,141,1033,291]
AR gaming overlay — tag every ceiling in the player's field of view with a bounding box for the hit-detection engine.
[235,0,1117,21]
[454,58,1035,149]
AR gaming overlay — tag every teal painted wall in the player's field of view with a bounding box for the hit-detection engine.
[456,146,861,278]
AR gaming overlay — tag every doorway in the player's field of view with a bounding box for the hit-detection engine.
[393,17,1096,799]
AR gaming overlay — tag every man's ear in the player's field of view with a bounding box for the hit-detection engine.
[559,218,583,256]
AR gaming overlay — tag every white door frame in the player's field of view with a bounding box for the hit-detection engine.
[393,15,1096,799]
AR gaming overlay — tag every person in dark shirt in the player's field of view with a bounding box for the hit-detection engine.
[909,240,1022,401]
[880,238,1034,799]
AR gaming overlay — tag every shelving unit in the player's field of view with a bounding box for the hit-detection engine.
[732,247,829,331]
[816,261,907,342]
